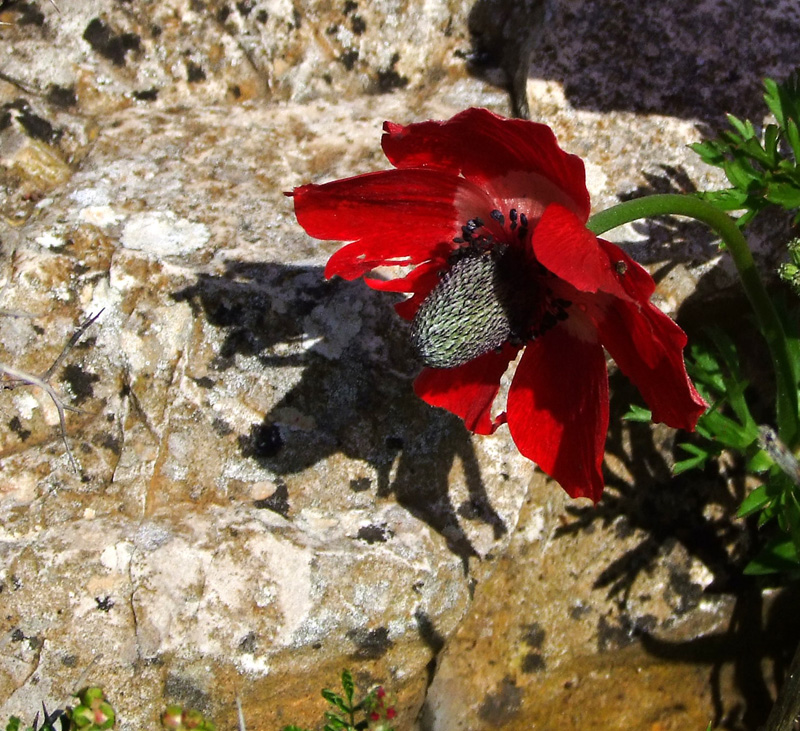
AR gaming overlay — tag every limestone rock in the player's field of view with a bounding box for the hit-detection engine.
[0,96,529,729]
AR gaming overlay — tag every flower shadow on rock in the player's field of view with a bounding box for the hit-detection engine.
[172,260,508,566]
[466,0,800,124]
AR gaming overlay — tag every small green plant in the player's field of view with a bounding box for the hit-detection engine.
[161,706,216,731]
[69,688,115,730]
[5,707,66,731]
[4,688,114,731]
[4,689,221,731]
[685,72,800,574]
[283,670,397,731]
[690,70,800,227]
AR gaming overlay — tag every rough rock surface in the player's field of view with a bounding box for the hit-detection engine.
[2,0,800,730]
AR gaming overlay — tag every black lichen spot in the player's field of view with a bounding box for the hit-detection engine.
[256,9,268,22]
[356,524,392,544]
[9,416,31,442]
[100,432,121,455]
[596,615,636,652]
[521,652,546,673]
[253,482,290,518]
[326,23,339,34]
[83,18,142,66]
[347,626,393,660]
[95,596,114,612]
[340,49,359,70]
[193,376,215,389]
[186,61,207,83]
[62,363,99,405]
[3,99,59,143]
[19,110,55,141]
[668,568,703,615]
[5,2,44,26]
[229,84,242,99]
[46,85,77,108]
[10,628,25,643]
[349,477,371,493]
[521,622,545,648]
[351,15,366,34]
[290,7,301,29]
[343,0,357,14]
[236,0,254,16]
[216,5,231,22]
[569,602,592,620]
[375,53,408,93]
[61,654,79,667]
[240,421,284,460]
[133,87,159,101]
[478,677,522,724]
[211,417,233,437]
[238,632,257,653]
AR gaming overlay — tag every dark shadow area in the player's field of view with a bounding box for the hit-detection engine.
[467,0,800,124]
[555,363,800,729]
[173,260,508,568]
[552,162,796,725]
[639,582,800,730]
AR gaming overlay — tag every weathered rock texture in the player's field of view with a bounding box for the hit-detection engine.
[2,0,800,730]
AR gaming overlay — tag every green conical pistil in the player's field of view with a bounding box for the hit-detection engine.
[411,248,530,368]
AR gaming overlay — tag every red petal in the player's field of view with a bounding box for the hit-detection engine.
[596,297,707,430]
[597,238,656,300]
[532,205,632,300]
[413,344,519,435]
[293,168,489,279]
[325,237,451,280]
[391,261,443,320]
[507,330,608,502]
[382,108,590,221]
[293,169,459,238]
[363,260,444,320]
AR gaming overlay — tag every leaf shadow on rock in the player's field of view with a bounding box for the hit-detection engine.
[172,260,508,568]
[556,368,799,729]
[541,156,800,728]
[554,267,796,731]
[466,0,800,124]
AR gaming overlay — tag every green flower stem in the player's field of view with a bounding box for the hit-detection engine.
[587,193,799,445]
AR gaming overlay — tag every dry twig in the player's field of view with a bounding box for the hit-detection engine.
[1,310,103,473]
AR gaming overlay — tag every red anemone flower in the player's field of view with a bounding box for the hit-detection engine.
[291,108,707,502]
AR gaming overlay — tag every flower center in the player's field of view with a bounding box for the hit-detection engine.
[410,212,571,369]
